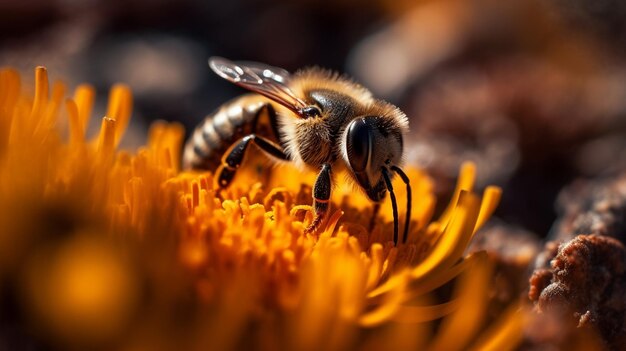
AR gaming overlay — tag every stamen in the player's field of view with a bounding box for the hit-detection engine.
[391,166,412,244]
[381,167,399,245]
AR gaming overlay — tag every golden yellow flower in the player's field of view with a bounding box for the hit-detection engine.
[0,67,523,350]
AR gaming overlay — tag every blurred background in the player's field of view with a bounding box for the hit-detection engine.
[3,0,626,256]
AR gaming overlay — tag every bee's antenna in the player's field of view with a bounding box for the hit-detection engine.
[381,167,399,245]
[391,166,411,244]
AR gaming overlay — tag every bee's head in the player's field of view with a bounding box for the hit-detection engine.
[342,115,405,202]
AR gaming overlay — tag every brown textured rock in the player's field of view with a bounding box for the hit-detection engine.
[528,234,626,348]
[553,174,626,244]
[528,268,552,303]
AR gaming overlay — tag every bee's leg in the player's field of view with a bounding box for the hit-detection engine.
[305,163,332,234]
[215,134,289,188]
[252,104,283,145]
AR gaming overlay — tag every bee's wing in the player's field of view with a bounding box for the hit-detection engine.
[209,57,307,117]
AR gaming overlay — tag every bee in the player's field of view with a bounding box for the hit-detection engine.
[183,57,412,244]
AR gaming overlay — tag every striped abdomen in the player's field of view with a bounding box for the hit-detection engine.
[183,94,274,170]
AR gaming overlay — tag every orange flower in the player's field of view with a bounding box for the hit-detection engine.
[0,67,522,350]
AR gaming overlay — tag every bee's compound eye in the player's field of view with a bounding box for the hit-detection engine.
[346,118,372,172]
[301,106,321,118]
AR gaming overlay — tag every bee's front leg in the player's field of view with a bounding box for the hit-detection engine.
[305,163,332,234]
[215,134,288,188]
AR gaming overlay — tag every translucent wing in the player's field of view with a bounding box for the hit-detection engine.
[209,57,307,117]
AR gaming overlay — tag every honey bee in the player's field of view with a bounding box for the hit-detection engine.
[183,57,412,244]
